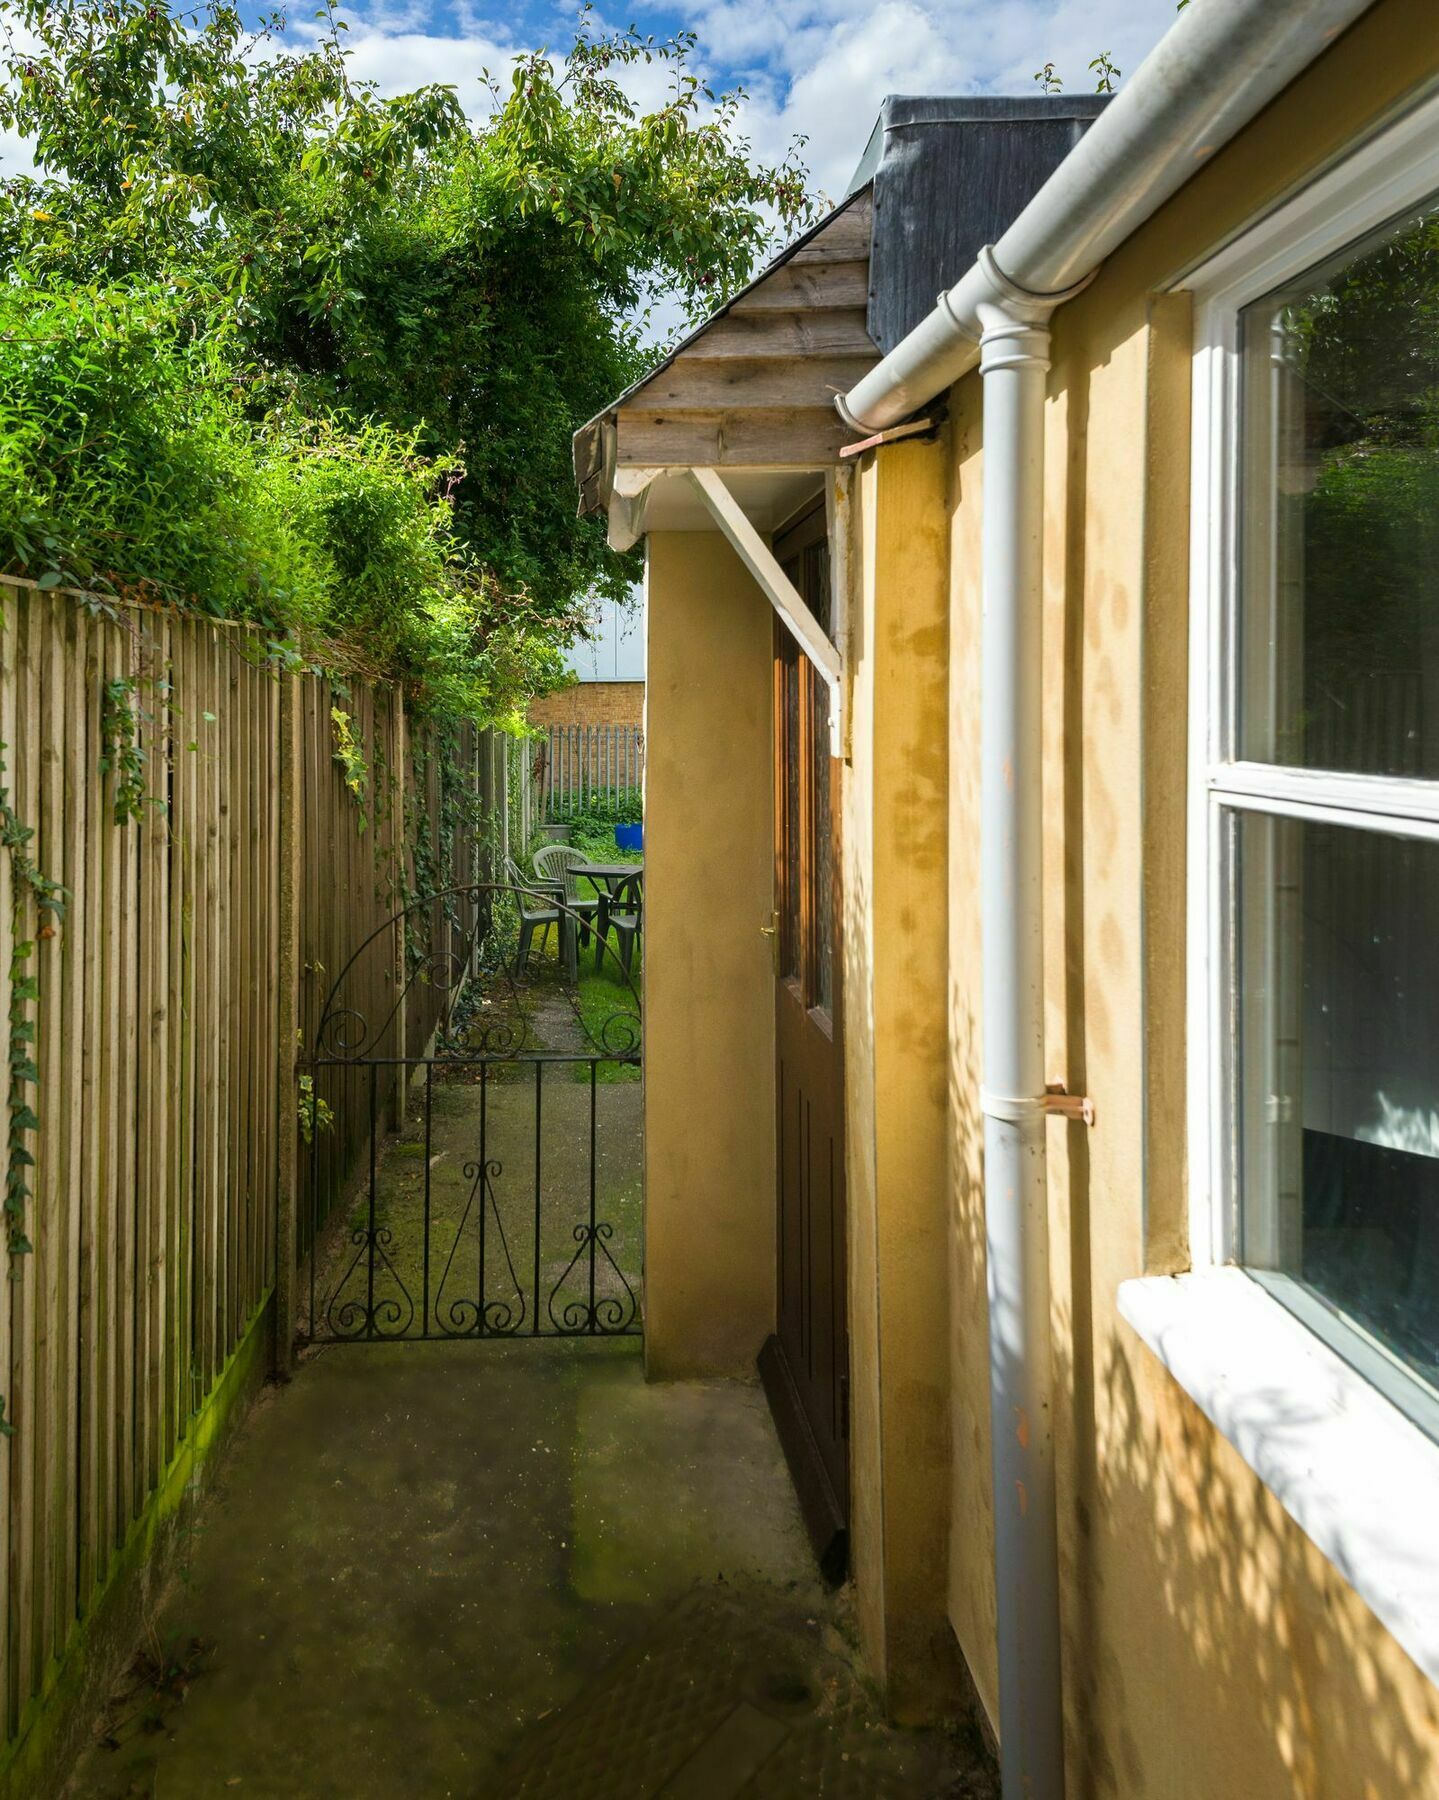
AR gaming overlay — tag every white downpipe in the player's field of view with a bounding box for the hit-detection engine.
[830,5,1379,1793]
[977,295,1064,1800]
[836,0,1377,436]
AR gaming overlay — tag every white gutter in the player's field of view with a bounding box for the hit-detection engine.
[836,0,1376,436]
[832,6,1379,1799]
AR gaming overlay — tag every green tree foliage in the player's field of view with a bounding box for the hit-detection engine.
[0,1,813,714]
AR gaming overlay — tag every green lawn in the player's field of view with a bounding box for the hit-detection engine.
[572,962,642,1082]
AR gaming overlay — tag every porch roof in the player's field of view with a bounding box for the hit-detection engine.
[572,185,879,538]
[572,94,1113,551]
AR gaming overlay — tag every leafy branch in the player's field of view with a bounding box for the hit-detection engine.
[297,1072,334,1147]
[330,706,369,833]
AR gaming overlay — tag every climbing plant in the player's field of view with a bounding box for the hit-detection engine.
[330,706,369,833]
[99,676,147,826]
[0,741,65,1438]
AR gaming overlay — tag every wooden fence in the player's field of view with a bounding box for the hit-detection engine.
[0,579,499,1764]
[294,683,501,1256]
[508,734,536,857]
[537,724,643,818]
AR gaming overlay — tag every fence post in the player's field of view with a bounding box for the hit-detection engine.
[478,724,495,878]
[391,688,409,1127]
[274,667,301,1379]
[498,731,510,869]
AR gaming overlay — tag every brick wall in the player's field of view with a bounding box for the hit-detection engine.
[529,680,645,731]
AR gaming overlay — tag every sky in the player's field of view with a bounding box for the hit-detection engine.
[282,0,1180,201]
[0,1,1179,205]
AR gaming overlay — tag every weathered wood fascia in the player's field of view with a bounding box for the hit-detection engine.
[606,466,662,554]
[825,465,856,764]
[685,466,846,751]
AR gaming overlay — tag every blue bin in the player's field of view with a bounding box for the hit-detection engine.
[614,822,643,852]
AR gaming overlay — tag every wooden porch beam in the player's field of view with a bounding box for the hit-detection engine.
[686,468,844,742]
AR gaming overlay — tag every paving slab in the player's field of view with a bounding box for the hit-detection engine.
[65,1339,992,1800]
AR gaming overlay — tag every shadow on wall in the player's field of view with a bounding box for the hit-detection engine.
[944,338,1439,1795]
[950,1027,1439,1798]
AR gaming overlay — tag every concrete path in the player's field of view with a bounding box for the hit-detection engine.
[64,1342,992,1798]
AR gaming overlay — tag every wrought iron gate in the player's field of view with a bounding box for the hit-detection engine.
[298,880,642,1344]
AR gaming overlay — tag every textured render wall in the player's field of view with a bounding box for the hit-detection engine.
[527,681,645,731]
[843,440,955,1721]
[642,533,775,1378]
[843,473,883,1687]
[944,371,998,1728]
[942,1,1439,1791]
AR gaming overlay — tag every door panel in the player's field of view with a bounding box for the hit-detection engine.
[759,505,848,1582]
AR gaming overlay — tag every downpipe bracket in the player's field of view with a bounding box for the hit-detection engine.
[979,1085,1095,1128]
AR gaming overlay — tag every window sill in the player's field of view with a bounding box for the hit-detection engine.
[1117,1267,1439,1685]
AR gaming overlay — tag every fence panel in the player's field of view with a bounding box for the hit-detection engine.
[0,579,501,1761]
[0,588,280,1741]
[538,723,643,821]
[295,687,492,1256]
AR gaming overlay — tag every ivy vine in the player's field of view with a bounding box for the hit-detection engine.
[297,1071,334,1146]
[375,723,492,978]
[99,676,147,826]
[330,706,369,834]
[0,742,67,1440]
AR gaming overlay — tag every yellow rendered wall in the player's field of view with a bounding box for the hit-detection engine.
[642,532,776,1377]
[842,439,955,1721]
[940,1,1439,1791]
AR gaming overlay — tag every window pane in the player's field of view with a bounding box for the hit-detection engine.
[1240,196,1439,776]
[1237,812,1439,1402]
[803,540,832,639]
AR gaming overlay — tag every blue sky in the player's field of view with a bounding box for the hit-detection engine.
[263,0,1180,201]
[0,2,1181,261]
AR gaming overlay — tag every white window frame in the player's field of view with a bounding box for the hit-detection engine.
[1188,87,1439,1280]
[1120,88,1439,1691]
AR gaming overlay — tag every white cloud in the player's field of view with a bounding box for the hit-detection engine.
[736,1,967,202]
[0,125,34,180]
[287,0,1180,200]
[697,0,1180,198]
[286,7,517,117]
[0,1,1183,257]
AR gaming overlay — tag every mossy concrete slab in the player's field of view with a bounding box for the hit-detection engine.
[493,1585,994,1798]
[64,1341,824,1799]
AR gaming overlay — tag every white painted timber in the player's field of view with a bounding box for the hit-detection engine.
[1118,1267,1439,1687]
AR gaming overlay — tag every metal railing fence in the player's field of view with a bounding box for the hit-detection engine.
[538,724,644,818]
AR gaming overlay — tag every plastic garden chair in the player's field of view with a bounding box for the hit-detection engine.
[532,843,600,945]
[505,856,574,978]
[596,870,642,977]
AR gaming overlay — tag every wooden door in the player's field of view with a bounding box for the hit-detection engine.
[758,502,848,1581]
